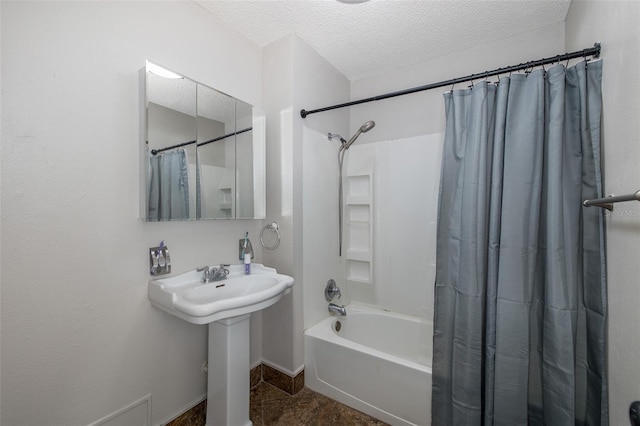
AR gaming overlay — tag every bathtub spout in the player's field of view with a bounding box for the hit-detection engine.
[328,303,347,316]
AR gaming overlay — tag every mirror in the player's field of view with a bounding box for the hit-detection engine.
[143,61,266,221]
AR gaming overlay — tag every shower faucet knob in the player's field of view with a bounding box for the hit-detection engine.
[325,279,342,302]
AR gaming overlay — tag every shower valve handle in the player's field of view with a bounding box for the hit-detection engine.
[325,279,342,302]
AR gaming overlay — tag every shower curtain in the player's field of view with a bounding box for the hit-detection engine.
[432,61,607,425]
[147,149,190,221]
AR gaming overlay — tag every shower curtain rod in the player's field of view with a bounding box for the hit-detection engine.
[150,127,253,155]
[300,42,601,119]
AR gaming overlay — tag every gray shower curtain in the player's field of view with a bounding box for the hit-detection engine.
[147,149,190,221]
[432,61,607,425]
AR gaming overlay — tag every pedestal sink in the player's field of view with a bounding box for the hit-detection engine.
[149,263,294,426]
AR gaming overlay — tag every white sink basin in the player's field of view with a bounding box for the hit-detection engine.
[148,263,294,324]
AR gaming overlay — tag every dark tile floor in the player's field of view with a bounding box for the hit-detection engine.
[250,383,389,425]
[167,383,389,425]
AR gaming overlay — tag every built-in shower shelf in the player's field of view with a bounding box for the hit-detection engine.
[347,204,369,223]
[345,249,371,262]
[345,195,370,205]
[345,275,371,284]
[345,170,373,287]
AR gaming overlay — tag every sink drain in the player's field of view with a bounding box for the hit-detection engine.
[334,320,342,332]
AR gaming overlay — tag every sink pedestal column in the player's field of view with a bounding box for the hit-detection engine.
[207,314,252,426]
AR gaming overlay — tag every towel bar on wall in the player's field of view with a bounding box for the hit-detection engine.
[583,190,640,211]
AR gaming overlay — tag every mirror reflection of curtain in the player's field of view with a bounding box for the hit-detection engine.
[147,149,190,221]
[432,61,607,425]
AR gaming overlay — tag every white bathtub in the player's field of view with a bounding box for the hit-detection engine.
[304,304,432,426]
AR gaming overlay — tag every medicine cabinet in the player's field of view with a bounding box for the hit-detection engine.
[142,61,266,221]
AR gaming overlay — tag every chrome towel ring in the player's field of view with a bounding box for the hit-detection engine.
[260,222,281,250]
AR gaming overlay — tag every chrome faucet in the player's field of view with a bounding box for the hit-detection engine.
[197,264,230,283]
[211,264,230,282]
[328,303,347,316]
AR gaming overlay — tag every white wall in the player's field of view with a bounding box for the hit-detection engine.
[260,34,297,374]
[0,2,263,425]
[566,2,640,424]
[294,37,351,335]
[293,35,351,369]
[261,34,350,373]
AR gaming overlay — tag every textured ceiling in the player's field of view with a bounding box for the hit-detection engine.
[194,0,571,81]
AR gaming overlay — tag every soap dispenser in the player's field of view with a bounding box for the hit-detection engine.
[149,241,171,276]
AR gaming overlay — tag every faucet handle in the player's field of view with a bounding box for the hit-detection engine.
[219,264,230,275]
[324,279,342,301]
[197,266,210,283]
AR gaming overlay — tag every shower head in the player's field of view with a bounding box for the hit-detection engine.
[342,121,376,151]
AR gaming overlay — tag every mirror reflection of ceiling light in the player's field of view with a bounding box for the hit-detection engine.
[146,61,183,79]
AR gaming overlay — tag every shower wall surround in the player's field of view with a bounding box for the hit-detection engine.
[301,128,441,320]
[344,134,442,319]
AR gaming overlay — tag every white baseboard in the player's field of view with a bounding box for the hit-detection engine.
[87,394,152,426]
